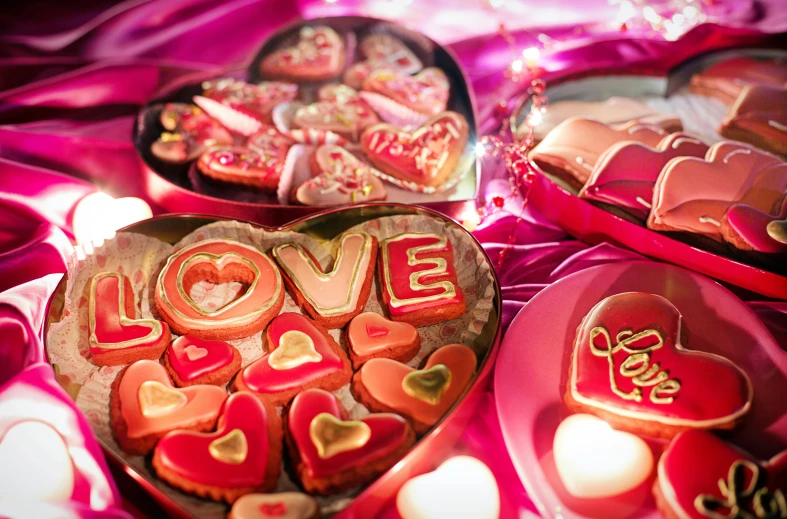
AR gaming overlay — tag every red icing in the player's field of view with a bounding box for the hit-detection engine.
[240,313,345,394]
[288,388,410,479]
[259,502,287,516]
[348,312,418,357]
[167,335,235,382]
[366,324,389,338]
[572,293,752,426]
[658,430,787,519]
[362,68,449,115]
[380,233,463,317]
[155,392,272,487]
[721,200,787,253]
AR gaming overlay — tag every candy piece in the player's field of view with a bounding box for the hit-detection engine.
[164,335,241,387]
[152,392,281,504]
[352,344,477,434]
[719,83,787,156]
[110,360,227,455]
[654,430,787,519]
[720,199,787,253]
[378,232,466,328]
[346,312,421,369]
[88,272,171,366]
[344,33,423,89]
[234,313,352,406]
[565,293,753,439]
[155,239,284,341]
[648,141,787,239]
[151,103,234,164]
[294,145,386,207]
[579,132,709,220]
[689,56,787,104]
[362,68,449,116]
[286,388,415,495]
[228,492,320,519]
[272,232,376,328]
[260,26,345,82]
[361,111,469,188]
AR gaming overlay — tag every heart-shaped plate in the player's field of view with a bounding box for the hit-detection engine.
[44,203,502,519]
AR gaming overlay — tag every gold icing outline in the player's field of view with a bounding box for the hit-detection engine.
[175,252,261,317]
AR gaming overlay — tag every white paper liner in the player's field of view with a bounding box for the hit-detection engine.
[46,215,495,519]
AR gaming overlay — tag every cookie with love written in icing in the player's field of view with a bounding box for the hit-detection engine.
[163,335,242,387]
[654,430,787,519]
[343,33,423,90]
[228,492,320,519]
[152,391,282,504]
[347,312,421,369]
[272,232,377,328]
[234,313,352,406]
[151,103,234,164]
[293,145,387,206]
[720,198,787,254]
[378,232,466,328]
[361,111,469,189]
[286,388,416,495]
[719,83,787,156]
[110,360,227,455]
[362,67,449,116]
[352,344,477,435]
[155,239,284,341]
[88,272,171,366]
[565,292,753,439]
[260,26,345,82]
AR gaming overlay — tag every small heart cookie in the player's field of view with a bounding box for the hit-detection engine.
[287,388,415,495]
[291,88,379,142]
[347,312,420,368]
[228,492,320,519]
[164,335,242,387]
[260,26,345,82]
[201,78,298,126]
[294,145,386,207]
[197,137,290,191]
[352,344,477,434]
[151,103,233,164]
[343,33,423,89]
[362,68,449,116]
[152,391,282,504]
[110,360,227,455]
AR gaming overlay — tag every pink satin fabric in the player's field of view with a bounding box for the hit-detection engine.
[0,1,785,517]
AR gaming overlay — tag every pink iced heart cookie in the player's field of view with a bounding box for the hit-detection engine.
[260,26,345,82]
[343,33,423,89]
[293,145,386,207]
[164,335,242,387]
[361,111,469,188]
[196,134,290,191]
[151,103,233,163]
[565,292,753,439]
[346,312,420,368]
[362,67,449,116]
[291,87,379,142]
[719,83,787,156]
[720,199,787,253]
[654,430,787,519]
[201,78,298,126]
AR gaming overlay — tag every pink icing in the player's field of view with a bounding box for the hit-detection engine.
[347,312,419,356]
[721,84,787,152]
[363,67,449,115]
[155,392,271,487]
[118,360,227,439]
[167,335,235,382]
[288,388,410,479]
[296,145,386,206]
[690,57,787,102]
[261,26,344,77]
[721,202,787,253]
[202,78,298,122]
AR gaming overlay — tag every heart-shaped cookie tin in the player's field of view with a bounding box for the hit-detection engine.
[135,17,480,226]
[44,204,501,519]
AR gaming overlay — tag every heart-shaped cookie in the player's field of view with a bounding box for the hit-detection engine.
[565,292,753,438]
[111,360,227,455]
[720,83,787,155]
[88,272,171,366]
[362,67,449,116]
[552,414,654,498]
[361,111,469,188]
[260,26,345,82]
[197,140,289,191]
[155,239,284,340]
[293,145,387,207]
[655,430,787,519]
[347,312,420,368]
[152,391,281,504]
[343,33,423,89]
[721,199,787,253]
[200,78,298,126]
[235,313,351,406]
[352,344,477,434]
[151,103,234,163]
[287,388,415,495]
[291,92,379,142]
[229,492,320,519]
[165,335,241,387]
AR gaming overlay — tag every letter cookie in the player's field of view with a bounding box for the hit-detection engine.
[234,313,352,406]
[347,312,421,369]
[164,335,242,387]
[286,388,415,495]
[88,272,171,366]
[565,293,753,439]
[155,239,284,341]
[228,492,320,519]
[378,232,466,328]
[152,392,282,504]
[272,232,376,328]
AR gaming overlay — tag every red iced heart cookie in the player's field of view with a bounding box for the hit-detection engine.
[88,272,171,366]
[197,132,290,191]
[294,145,386,207]
[164,335,242,387]
[291,92,379,142]
[648,141,787,239]
[111,360,227,455]
[201,78,298,125]
[234,313,351,406]
[228,492,320,519]
[720,198,787,253]
[361,111,469,188]
[152,391,281,504]
[260,26,345,82]
[565,292,753,439]
[287,388,416,495]
[346,312,420,368]
[343,33,423,89]
[151,103,234,163]
[352,344,477,434]
[720,83,787,155]
[654,430,787,519]
[362,67,449,116]
[580,132,709,220]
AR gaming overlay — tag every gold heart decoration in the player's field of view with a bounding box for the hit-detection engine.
[309,413,371,459]
[208,429,248,465]
[268,330,323,370]
[402,364,453,405]
[138,381,188,418]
